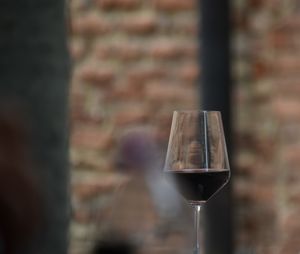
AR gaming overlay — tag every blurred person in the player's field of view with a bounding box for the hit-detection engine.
[116,127,190,237]
[0,105,42,254]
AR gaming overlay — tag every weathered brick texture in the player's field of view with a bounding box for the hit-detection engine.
[70,0,300,253]
[69,0,198,253]
[234,0,300,253]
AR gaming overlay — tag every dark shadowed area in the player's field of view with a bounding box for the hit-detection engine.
[0,1,70,254]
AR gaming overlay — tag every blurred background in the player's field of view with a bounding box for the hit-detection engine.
[68,0,300,253]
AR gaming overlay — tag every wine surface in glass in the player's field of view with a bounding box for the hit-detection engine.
[164,169,230,204]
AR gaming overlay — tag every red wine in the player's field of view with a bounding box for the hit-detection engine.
[164,169,230,204]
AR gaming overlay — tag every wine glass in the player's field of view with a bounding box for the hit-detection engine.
[163,110,230,254]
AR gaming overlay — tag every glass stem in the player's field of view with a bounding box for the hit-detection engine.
[194,205,201,254]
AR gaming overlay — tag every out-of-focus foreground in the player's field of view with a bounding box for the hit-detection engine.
[69,0,300,253]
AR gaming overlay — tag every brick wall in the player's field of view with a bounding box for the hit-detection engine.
[234,0,300,253]
[69,0,198,253]
[69,0,300,253]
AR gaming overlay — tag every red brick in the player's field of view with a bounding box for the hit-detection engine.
[281,209,300,234]
[253,185,275,203]
[70,90,84,111]
[277,34,300,50]
[153,0,196,11]
[73,175,127,201]
[238,204,276,242]
[72,110,103,125]
[70,85,104,128]
[272,23,290,35]
[72,13,110,36]
[85,107,105,125]
[282,16,300,31]
[174,21,198,35]
[145,82,195,103]
[127,66,167,83]
[280,124,300,145]
[250,38,265,54]
[70,93,103,124]
[180,43,198,57]
[268,31,288,48]
[94,44,112,59]
[235,181,274,204]
[286,165,300,185]
[95,0,140,10]
[233,87,248,106]
[71,127,113,150]
[121,15,157,34]
[178,63,199,82]
[149,40,197,59]
[149,41,181,59]
[73,209,91,224]
[281,145,300,167]
[71,149,114,171]
[114,107,149,125]
[73,207,109,224]
[73,206,112,224]
[250,84,272,104]
[272,98,300,121]
[235,132,257,149]
[117,44,143,60]
[288,188,300,204]
[238,212,258,237]
[235,152,256,177]
[253,59,269,78]
[272,55,300,75]
[252,136,275,159]
[70,92,89,124]
[279,239,300,254]
[153,112,173,142]
[95,43,143,61]
[233,11,249,31]
[70,40,85,60]
[274,79,300,95]
[248,0,264,9]
[105,83,144,101]
[71,0,90,12]
[79,66,114,86]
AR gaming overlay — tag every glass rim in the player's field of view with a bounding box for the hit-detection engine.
[173,110,221,114]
